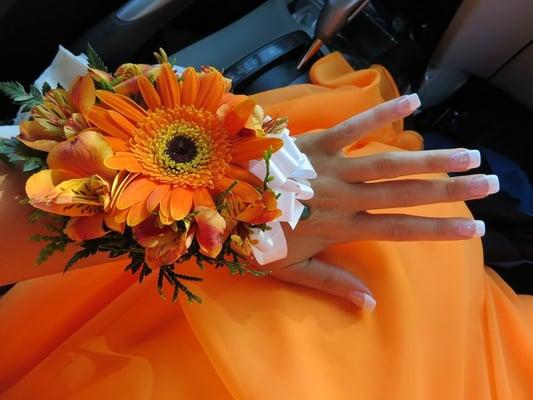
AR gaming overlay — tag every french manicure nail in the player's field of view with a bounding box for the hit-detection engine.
[348,290,377,312]
[457,220,485,237]
[469,175,500,196]
[449,149,481,169]
[395,94,421,116]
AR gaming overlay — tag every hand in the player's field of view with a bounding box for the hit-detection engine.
[268,94,499,310]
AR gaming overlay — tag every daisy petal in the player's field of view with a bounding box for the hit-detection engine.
[231,137,284,163]
[181,67,200,106]
[227,164,263,187]
[214,176,261,202]
[196,70,224,111]
[193,187,216,208]
[126,197,150,226]
[88,107,132,139]
[157,63,181,107]
[104,152,143,172]
[170,187,193,221]
[147,184,170,212]
[137,75,161,111]
[95,90,147,123]
[116,176,157,210]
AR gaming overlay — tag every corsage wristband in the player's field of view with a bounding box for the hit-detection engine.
[0,46,316,302]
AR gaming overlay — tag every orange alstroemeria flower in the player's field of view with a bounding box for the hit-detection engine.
[95,62,283,258]
[133,214,195,269]
[89,63,160,97]
[19,76,95,152]
[25,130,122,241]
[236,190,282,225]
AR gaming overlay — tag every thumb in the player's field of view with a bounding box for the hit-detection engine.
[270,258,376,311]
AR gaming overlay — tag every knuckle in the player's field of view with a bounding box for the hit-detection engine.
[334,120,353,138]
[391,184,413,204]
[384,219,409,240]
[433,220,450,238]
[425,153,445,171]
[372,155,398,177]
[445,179,460,198]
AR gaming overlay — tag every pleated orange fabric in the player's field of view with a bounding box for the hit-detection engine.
[0,52,532,399]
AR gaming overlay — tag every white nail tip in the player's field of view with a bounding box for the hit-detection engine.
[362,294,377,312]
[467,150,481,168]
[473,220,486,237]
[406,93,421,110]
[486,175,500,194]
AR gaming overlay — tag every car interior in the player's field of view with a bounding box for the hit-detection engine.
[0,0,532,293]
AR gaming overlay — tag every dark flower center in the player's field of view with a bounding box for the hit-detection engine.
[166,135,198,163]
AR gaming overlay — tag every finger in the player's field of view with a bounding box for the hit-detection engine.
[347,174,500,211]
[337,148,481,183]
[348,213,486,241]
[271,258,376,311]
[316,94,421,154]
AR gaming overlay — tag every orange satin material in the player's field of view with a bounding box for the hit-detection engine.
[1,53,532,399]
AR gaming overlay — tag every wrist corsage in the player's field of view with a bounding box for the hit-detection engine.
[0,47,316,302]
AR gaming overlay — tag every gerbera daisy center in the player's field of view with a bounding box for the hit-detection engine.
[166,135,198,163]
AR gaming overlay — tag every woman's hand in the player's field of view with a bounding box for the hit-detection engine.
[268,94,499,310]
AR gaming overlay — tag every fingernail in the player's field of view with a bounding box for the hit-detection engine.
[395,94,421,116]
[457,220,485,237]
[469,175,500,196]
[449,149,481,169]
[348,290,377,312]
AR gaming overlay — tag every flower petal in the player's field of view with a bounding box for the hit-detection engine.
[26,170,104,217]
[170,187,193,221]
[126,197,150,226]
[104,213,125,233]
[95,90,147,123]
[194,206,226,258]
[227,164,263,187]
[236,205,281,225]
[147,184,170,212]
[193,187,216,208]
[116,176,157,210]
[156,63,180,107]
[180,67,200,106]
[70,75,95,116]
[159,190,172,223]
[108,110,137,135]
[196,70,224,111]
[114,76,141,97]
[64,214,107,242]
[87,107,132,139]
[219,97,256,136]
[214,176,261,202]
[231,137,283,163]
[104,152,143,172]
[137,75,161,111]
[102,136,130,153]
[47,130,116,182]
[19,120,62,152]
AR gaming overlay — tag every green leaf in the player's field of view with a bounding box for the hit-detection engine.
[22,157,45,172]
[0,81,43,111]
[86,44,107,71]
[0,137,46,171]
[64,247,96,272]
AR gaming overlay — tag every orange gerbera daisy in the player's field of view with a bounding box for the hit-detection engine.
[87,62,282,235]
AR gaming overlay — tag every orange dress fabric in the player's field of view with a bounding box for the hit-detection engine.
[1,53,532,399]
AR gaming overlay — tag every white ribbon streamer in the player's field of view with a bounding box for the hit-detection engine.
[249,129,317,264]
